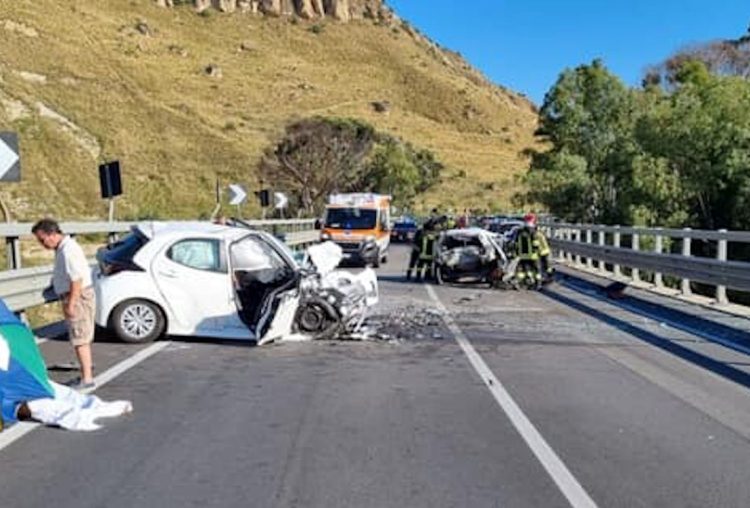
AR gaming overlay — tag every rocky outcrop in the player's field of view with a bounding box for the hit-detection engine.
[156,0,388,21]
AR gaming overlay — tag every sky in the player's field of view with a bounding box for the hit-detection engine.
[387,0,749,105]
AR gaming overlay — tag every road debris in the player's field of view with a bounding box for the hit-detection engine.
[338,305,448,343]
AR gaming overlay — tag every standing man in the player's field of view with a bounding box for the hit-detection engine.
[524,213,554,283]
[33,219,96,389]
[514,215,543,289]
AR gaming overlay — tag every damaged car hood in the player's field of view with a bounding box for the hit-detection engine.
[261,241,379,344]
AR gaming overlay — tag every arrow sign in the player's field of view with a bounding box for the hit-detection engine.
[274,192,288,210]
[0,133,21,182]
[228,184,247,206]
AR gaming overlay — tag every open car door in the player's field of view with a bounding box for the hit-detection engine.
[229,233,301,344]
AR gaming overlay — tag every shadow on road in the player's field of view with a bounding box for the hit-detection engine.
[541,288,750,390]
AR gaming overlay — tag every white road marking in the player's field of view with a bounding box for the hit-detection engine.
[0,340,171,452]
[425,284,599,508]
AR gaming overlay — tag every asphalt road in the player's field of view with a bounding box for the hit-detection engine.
[2,245,750,508]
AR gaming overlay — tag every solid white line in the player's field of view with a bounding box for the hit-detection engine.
[0,340,171,452]
[425,284,598,508]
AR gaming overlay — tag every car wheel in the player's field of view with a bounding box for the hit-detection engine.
[111,299,166,343]
[296,300,340,339]
[381,254,388,265]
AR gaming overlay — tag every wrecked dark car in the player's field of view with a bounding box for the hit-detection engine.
[433,228,509,286]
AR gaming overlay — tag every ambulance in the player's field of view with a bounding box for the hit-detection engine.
[320,193,391,267]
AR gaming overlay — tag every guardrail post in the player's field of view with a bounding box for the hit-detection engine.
[613,226,622,278]
[716,229,728,305]
[598,230,607,273]
[681,228,692,296]
[574,228,582,267]
[654,229,664,288]
[6,237,21,270]
[585,228,593,269]
[631,233,641,283]
[565,228,573,263]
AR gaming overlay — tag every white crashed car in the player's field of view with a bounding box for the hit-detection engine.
[94,221,378,344]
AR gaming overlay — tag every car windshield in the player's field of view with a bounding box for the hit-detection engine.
[325,208,377,229]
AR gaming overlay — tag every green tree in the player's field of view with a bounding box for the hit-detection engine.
[524,59,638,222]
[260,118,444,214]
[259,117,376,214]
[636,65,750,229]
[363,138,444,210]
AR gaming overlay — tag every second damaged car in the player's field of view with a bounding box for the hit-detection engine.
[94,222,378,344]
[433,228,509,287]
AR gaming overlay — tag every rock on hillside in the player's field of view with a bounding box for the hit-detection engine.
[156,0,389,21]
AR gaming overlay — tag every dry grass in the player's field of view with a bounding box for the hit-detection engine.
[0,0,538,219]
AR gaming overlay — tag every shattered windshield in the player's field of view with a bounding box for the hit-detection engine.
[325,208,377,229]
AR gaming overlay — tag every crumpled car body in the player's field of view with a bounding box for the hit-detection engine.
[95,222,378,344]
[434,228,508,285]
[281,242,378,343]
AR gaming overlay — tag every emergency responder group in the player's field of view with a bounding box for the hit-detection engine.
[405,211,553,287]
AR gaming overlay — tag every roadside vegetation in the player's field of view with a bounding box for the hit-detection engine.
[0,0,537,221]
[260,116,443,214]
[518,26,750,232]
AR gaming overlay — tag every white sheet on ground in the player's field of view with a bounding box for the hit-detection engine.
[26,381,133,431]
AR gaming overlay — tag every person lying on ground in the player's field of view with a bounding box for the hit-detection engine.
[11,380,132,432]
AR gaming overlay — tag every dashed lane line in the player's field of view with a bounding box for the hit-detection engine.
[425,284,599,508]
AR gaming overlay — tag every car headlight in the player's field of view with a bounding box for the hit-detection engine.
[364,235,376,244]
[320,232,332,241]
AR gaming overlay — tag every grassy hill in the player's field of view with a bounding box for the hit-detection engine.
[0,0,538,220]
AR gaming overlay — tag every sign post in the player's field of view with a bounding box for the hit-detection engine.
[99,160,122,224]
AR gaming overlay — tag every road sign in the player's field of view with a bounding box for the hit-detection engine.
[257,189,270,208]
[0,133,21,182]
[274,192,289,210]
[228,184,247,206]
[99,161,122,199]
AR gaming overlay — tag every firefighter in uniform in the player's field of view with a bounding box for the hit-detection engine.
[406,225,424,281]
[406,218,438,281]
[515,214,543,288]
[415,219,438,281]
[513,213,554,287]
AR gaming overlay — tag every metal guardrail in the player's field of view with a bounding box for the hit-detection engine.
[0,220,318,313]
[543,223,750,305]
